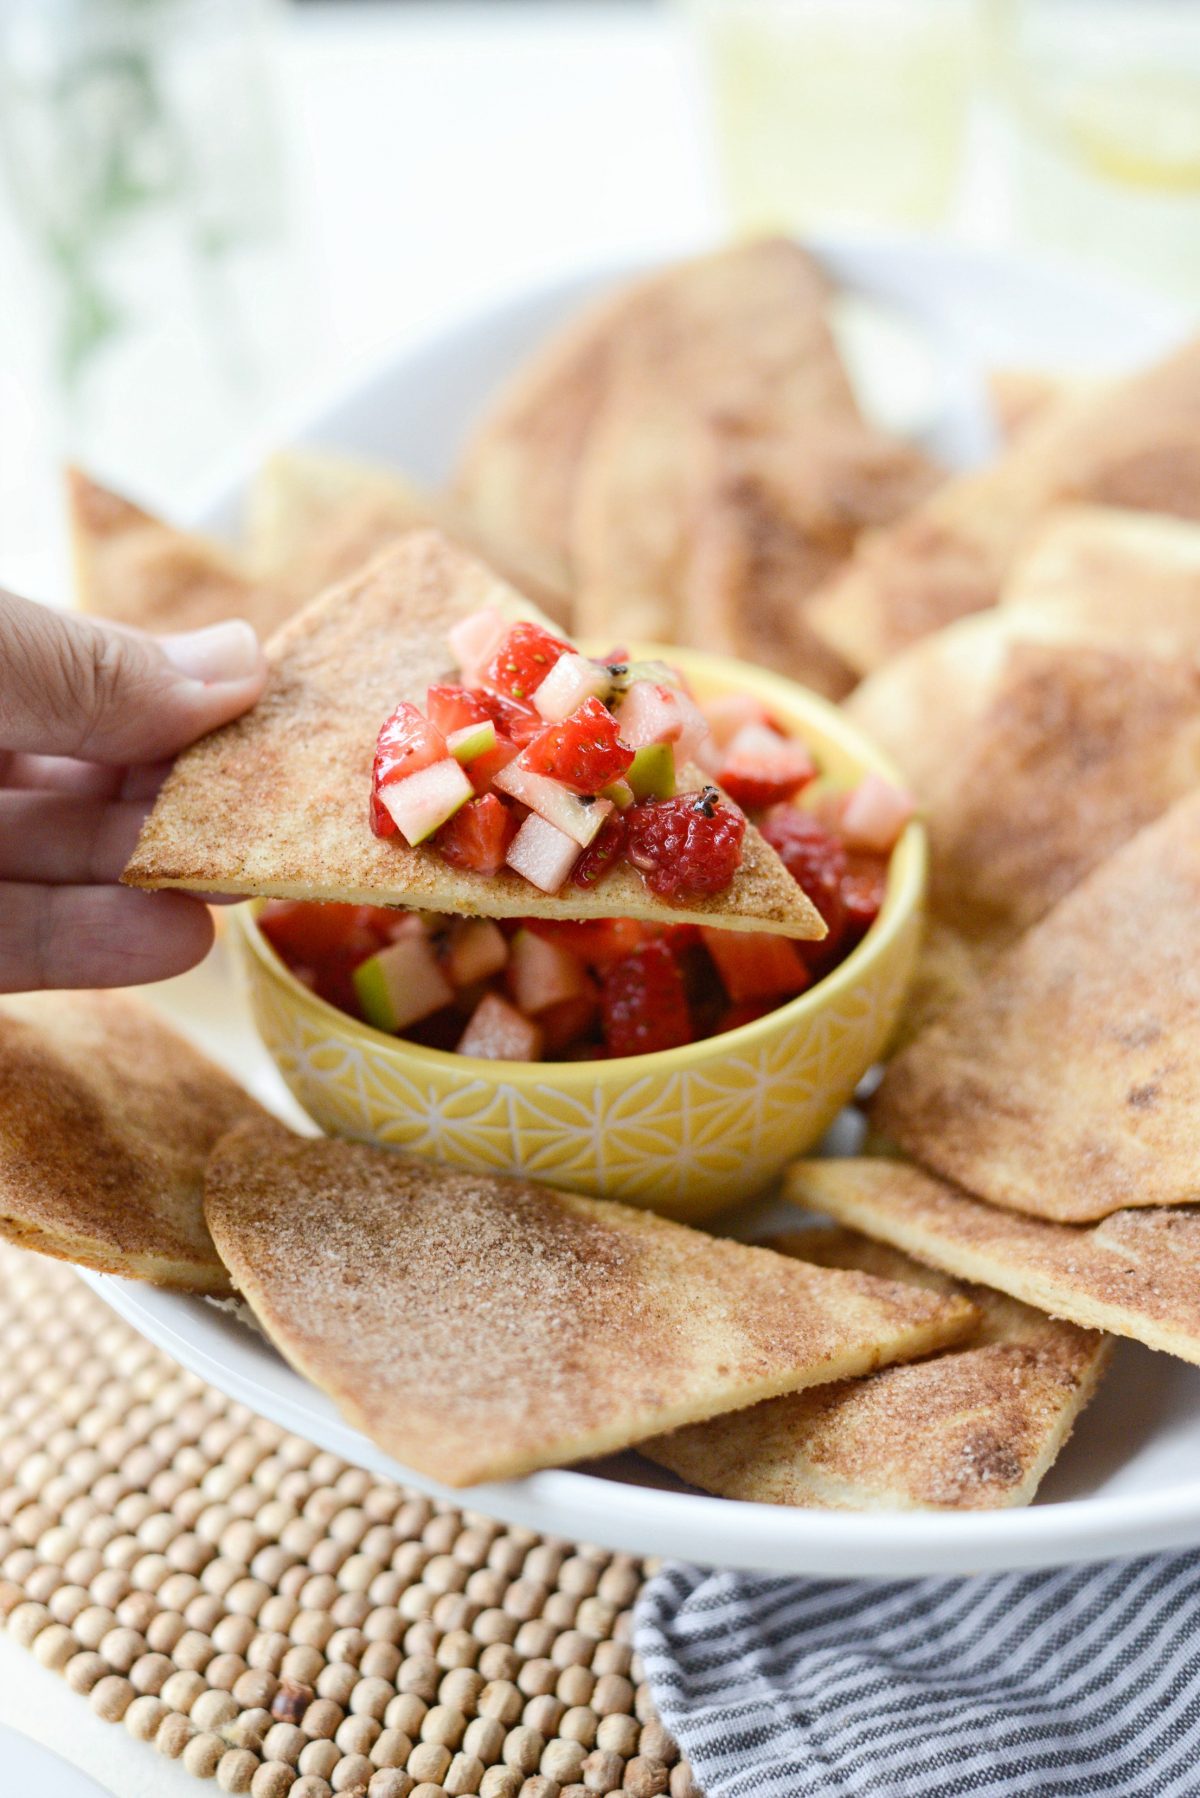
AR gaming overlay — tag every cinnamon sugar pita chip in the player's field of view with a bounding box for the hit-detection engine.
[644,1224,1109,1511]
[808,335,1200,675]
[204,1122,975,1486]
[67,467,295,642]
[872,792,1200,1222]
[124,530,825,939]
[787,1159,1200,1367]
[0,991,268,1291]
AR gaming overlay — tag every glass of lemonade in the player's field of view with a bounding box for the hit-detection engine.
[686,0,978,235]
[993,0,1200,304]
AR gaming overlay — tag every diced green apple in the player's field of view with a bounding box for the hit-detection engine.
[493,762,614,847]
[604,658,683,697]
[533,652,611,722]
[506,929,593,1014]
[601,777,635,810]
[444,917,509,986]
[504,812,581,893]
[446,719,497,763]
[379,758,473,844]
[625,741,676,800]
[352,936,455,1033]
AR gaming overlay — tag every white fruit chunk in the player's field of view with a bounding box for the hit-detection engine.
[493,762,613,847]
[446,719,497,763]
[614,681,710,761]
[703,691,772,748]
[444,918,509,986]
[533,652,611,722]
[457,992,543,1060]
[840,772,915,853]
[447,604,507,680]
[352,935,454,1033]
[380,758,473,845]
[505,812,581,893]
[506,929,591,1013]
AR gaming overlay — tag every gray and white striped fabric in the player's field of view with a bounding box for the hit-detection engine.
[635,1555,1200,1796]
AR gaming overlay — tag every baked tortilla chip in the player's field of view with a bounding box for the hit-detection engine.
[571,238,863,644]
[808,335,1200,674]
[1002,504,1200,660]
[872,792,1200,1221]
[124,530,825,938]
[204,1122,974,1486]
[0,990,268,1291]
[787,1159,1200,1367]
[249,447,570,625]
[67,467,294,642]
[644,1223,1109,1511]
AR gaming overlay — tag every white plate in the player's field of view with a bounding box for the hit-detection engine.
[84,238,1200,1578]
[0,1721,113,1796]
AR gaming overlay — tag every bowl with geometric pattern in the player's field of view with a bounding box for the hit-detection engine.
[234,647,925,1223]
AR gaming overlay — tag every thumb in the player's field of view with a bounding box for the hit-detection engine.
[0,588,267,764]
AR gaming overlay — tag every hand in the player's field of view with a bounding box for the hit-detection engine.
[0,587,267,992]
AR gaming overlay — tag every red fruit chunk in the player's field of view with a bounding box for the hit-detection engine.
[371,702,448,837]
[259,901,383,964]
[841,851,889,941]
[522,697,635,795]
[526,917,648,968]
[759,804,847,943]
[433,793,517,875]
[540,993,601,1054]
[602,939,694,1058]
[719,999,775,1032]
[625,787,746,900]
[701,928,810,1004]
[717,726,816,812]
[425,683,492,735]
[571,813,627,889]
[480,622,571,703]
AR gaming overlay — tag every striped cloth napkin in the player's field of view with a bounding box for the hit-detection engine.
[635,1555,1200,1796]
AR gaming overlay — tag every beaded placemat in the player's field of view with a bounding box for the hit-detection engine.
[0,1243,699,1798]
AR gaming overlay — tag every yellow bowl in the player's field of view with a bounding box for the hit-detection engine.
[234,647,925,1223]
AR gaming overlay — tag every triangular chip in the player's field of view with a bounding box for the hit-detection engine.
[203,1121,973,1486]
[808,335,1200,675]
[248,447,570,625]
[643,1222,1110,1511]
[872,792,1200,1222]
[124,530,825,937]
[67,467,295,642]
[570,239,863,645]
[1002,503,1200,660]
[0,991,269,1290]
[787,1158,1200,1367]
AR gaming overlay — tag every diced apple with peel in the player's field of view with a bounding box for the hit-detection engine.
[702,692,774,748]
[506,929,593,1014]
[379,758,473,845]
[353,935,455,1033]
[533,652,611,723]
[444,918,508,986]
[505,812,581,893]
[493,762,613,848]
[625,741,675,800]
[614,682,710,762]
[457,992,543,1060]
[840,773,916,853]
[447,605,507,682]
[446,719,497,763]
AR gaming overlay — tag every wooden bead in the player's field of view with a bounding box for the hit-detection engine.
[398,1655,440,1702]
[438,1667,483,1713]
[228,1709,274,1753]
[251,1766,296,1798]
[351,1675,395,1720]
[264,1722,308,1765]
[130,1650,174,1695]
[638,1722,676,1763]
[558,1706,598,1748]
[90,1673,135,1722]
[462,1714,505,1763]
[421,1704,466,1749]
[407,1741,452,1784]
[514,1622,556,1661]
[669,1766,701,1798]
[542,1738,586,1783]
[517,1779,557,1798]
[283,1645,325,1685]
[367,1774,414,1798]
[633,1685,656,1727]
[371,1726,414,1769]
[479,1769,522,1798]
[100,1624,146,1673]
[332,1753,375,1791]
[64,1649,108,1694]
[591,1675,634,1718]
[336,1713,381,1757]
[557,1666,595,1708]
[31,1620,75,1670]
[156,1711,197,1759]
[327,1626,367,1667]
[360,1643,402,1684]
[299,1739,340,1780]
[291,1778,334,1798]
[161,1668,208,1713]
[477,1645,521,1685]
[250,1630,292,1673]
[319,1663,359,1708]
[219,1748,261,1793]
[624,1758,669,1798]
[523,1695,565,1739]
[273,1677,316,1725]
[192,1687,239,1732]
[442,1752,484,1796]
[235,1668,280,1710]
[409,1787,449,1798]
[590,1643,631,1679]
[124,1694,170,1742]
[502,1726,545,1775]
[384,1693,427,1737]
[183,1726,227,1783]
[479,1680,523,1726]
[303,1697,346,1740]
[580,1750,623,1793]
[595,1714,638,1758]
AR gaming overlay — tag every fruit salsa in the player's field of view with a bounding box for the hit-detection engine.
[258,612,914,1061]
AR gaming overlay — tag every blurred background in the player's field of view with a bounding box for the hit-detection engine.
[1,0,1198,602]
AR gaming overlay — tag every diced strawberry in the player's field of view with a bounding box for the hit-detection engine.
[525,917,648,968]
[506,929,595,1016]
[719,998,776,1032]
[480,622,571,703]
[601,939,693,1058]
[433,793,517,875]
[426,683,491,735]
[370,702,448,837]
[456,992,543,1061]
[759,805,847,944]
[717,724,816,812]
[563,815,622,891]
[652,922,702,953]
[539,993,601,1054]
[702,692,776,749]
[625,787,746,900]
[840,773,916,854]
[259,901,383,964]
[614,681,710,762]
[521,697,634,795]
[479,690,544,747]
[465,733,521,794]
[841,851,889,942]
[700,928,810,1004]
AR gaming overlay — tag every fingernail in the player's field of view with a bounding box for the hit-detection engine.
[160,619,264,684]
